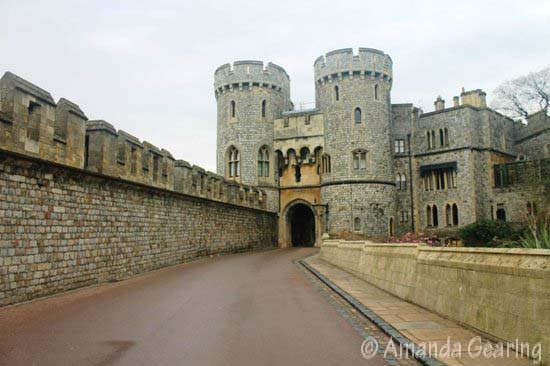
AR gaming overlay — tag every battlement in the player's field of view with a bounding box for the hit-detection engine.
[214,60,290,97]
[313,47,392,83]
[0,71,268,211]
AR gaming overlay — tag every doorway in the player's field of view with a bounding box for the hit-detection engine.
[288,203,316,247]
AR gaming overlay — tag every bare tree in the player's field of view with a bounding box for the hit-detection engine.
[491,66,550,119]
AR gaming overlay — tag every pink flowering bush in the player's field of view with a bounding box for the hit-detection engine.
[385,231,440,246]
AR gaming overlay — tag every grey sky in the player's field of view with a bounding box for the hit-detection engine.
[2,0,549,171]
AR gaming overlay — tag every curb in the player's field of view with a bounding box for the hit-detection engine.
[299,258,446,366]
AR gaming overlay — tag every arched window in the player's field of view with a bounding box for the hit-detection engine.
[374,84,379,100]
[300,147,310,161]
[427,131,431,149]
[227,146,240,178]
[452,204,459,226]
[439,129,444,147]
[426,206,432,227]
[354,217,361,232]
[352,149,367,170]
[401,173,407,191]
[354,107,362,124]
[261,100,266,118]
[230,100,236,118]
[432,205,439,227]
[444,128,449,146]
[276,150,284,178]
[258,146,269,177]
[389,217,395,236]
[396,173,401,188]
[431,130,436,149]
[446,204,452,226]
[334,85,340,101]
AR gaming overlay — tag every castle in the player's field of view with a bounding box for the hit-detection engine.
[0,47,548,253]
[214,47,550,247]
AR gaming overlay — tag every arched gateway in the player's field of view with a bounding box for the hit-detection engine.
[283,201,316,247]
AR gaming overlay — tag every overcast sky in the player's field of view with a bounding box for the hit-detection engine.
[2,0,549,171]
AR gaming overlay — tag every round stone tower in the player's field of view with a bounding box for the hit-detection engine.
[315,48,396,238]
[214,61,291,212]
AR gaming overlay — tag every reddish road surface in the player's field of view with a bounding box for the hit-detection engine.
[0,248,388,366]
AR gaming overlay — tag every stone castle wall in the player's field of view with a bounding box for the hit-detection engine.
[0,152,277,306]
[320,240,550,365]
[0,71,278,306]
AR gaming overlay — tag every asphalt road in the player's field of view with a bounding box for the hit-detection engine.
[0,248,388,366]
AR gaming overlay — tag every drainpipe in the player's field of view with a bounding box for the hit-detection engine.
[407,133,415,233]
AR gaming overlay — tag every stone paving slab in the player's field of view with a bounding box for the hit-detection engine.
[304,255,535,366]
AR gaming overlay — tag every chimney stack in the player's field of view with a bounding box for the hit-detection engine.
[453,96,460,107]
[460,89,487,108]
[434,96,445,111]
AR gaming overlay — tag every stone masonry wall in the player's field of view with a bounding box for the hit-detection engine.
[320,240,550,365]
[0,153,278,307]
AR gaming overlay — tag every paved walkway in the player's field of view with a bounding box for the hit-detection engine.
[0,248,389,366]
[305,255,534,366]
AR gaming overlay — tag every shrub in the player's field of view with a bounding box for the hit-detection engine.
[458,219,519,247]
[505,217,550,249]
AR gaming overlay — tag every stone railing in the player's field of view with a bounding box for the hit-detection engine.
[320,239,550,365]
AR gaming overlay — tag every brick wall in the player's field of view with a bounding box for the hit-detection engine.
[0,152,278,307]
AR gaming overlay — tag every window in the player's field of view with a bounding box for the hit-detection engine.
[276,150,284,178]
[496,206,506,221]
[230,100,236,118]
[300,147,310,161]
[334,85,339,101]
[401,173,407,191]
[258,146,269,177]
[354,217,361,232]
[432,205,439,227]
[394,139,405,154]
[261,100,266,118]
[439,129,444,147]
[444,128,449,146]
[295,165,301,182]
[389,217,395,236]
[305,114,311,125]
[446,204,452,226]
[27,101,41,142]
[427,205,439,227]
[283,117,289,128]
[452,204,459,226]
[400,210,408,223]
[352,150,367,170]
[354,108,362,124]
[431,130,436,149]
[322,154,331,173]
[228,146,240,178]
[427,131,431,149]
[374,84,379,100]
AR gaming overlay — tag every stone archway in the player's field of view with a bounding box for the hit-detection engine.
[280,200,320,248]
[288,203,316,247]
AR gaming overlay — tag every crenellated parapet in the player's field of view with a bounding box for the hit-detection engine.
[213,60,290,98]
[313,48,393,85]
[0,71,268,211]
[0,72,87,168]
